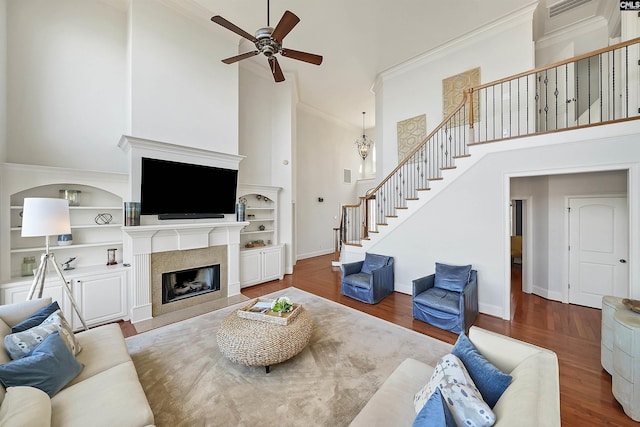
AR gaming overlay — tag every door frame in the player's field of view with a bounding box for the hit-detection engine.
[504,163,639,321]
[511,196,533,294]
[563,193,629,304]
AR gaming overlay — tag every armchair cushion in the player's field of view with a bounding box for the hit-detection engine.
[361,253,391,274]
[342,273,374,290]
[413,288,460,315]
[434,263,472,292]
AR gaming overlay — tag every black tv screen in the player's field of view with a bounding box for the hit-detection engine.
[140,157,238,219]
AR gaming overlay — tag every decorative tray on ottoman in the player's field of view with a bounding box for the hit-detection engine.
[237,297,302,326]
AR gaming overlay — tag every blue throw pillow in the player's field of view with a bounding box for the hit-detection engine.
[434,263,472,292]
[452,333,512,408]
[0,331,83,397]
[11,301,61,333]
[361,253,390,274]
[413,388,456,427]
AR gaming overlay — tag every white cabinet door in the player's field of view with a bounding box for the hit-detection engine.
[239,245,284,287]
[240,251,262,288]
[72,271,128,329]
[262,246,284,282]
[1,279,69,320]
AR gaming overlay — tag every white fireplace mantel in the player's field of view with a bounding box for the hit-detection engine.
[123,220,248,325]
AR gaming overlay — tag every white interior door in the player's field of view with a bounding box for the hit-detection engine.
[568,197,629,308]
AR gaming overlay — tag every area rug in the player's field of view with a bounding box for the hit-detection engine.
[125,287,452,427]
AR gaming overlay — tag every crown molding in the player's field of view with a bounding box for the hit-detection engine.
[375,2,538,87]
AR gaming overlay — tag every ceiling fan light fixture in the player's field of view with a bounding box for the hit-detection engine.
[211,0,322,83]
[355,112,373,160]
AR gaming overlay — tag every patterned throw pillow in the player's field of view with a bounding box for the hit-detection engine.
[414,353,470,413]
[4,310,81,360]
[414,354,496,427]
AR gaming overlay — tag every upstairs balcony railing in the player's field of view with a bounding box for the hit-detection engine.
[342,37,640,246]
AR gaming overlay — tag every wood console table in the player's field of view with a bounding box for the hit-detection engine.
[602,296,640,421]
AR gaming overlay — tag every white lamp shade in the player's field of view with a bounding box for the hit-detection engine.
[21,198,71,237]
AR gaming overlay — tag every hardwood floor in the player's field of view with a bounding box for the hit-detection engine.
[124,254,636,426]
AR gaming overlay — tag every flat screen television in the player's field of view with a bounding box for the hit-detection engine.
[140,157,238,220]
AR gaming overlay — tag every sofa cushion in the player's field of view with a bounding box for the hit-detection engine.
[4,310,81,360]
[51,360,155,427]
[11,301,60,333]
[0,332,83,397]
[452,333,512,408]
[492,352,559,427]
[361,253,390,274]
[434,263,471,292]
[67,323,132,386]
[350,358,435,427]
[0,386,51,427]
[413,388,456,427]
[414,287,460,315]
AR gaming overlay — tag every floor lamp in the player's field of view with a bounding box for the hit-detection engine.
[21,198,88,330]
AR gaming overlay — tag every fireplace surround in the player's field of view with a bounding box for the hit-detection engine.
[152,246,226,316]
[119,135,247,326]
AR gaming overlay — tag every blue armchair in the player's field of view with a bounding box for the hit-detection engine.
[412,263,478,334]
[341,253,394,304]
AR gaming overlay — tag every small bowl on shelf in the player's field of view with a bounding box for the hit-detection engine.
[57,234,73,246]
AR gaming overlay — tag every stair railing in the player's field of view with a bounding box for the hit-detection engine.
[342,37,640,247]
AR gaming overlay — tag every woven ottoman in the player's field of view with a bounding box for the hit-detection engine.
[216,306,313,373]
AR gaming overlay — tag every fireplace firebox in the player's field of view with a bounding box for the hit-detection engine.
[162,265,221,304]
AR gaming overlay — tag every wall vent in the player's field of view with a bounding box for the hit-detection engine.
[343,169,352,184]
[549,0,591,18]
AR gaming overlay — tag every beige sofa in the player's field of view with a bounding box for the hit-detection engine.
[0,298,154,427]
[350,326,560,426]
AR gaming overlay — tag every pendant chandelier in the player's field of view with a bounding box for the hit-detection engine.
[355,112,373,160]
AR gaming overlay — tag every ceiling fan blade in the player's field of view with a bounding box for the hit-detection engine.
[221,51,260,64]
[281,48,323,65]
[269,57,285,83]
[211,15,258,42]
[270,10,300,43]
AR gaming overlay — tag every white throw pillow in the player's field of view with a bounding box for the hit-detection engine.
[414,353,469,413]
[4,310,81,360]
[414,354,496,427]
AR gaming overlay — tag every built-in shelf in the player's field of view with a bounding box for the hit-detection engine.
[11,241,123,254]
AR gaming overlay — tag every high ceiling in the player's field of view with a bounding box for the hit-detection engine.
[182,0,613,128]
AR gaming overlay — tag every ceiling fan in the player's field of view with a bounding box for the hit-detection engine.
[211,1,323,83]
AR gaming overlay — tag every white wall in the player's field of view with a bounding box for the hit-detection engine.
[296,105,361,259]
[0,0,6,163]
[511,170,627,301]
[4,0,239,172]
[238,67,274,185]
[375,7,536,178]
[6,0,127,171]
[237,65,297,273]
[128,0,238,155]
[365,122,640,319]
